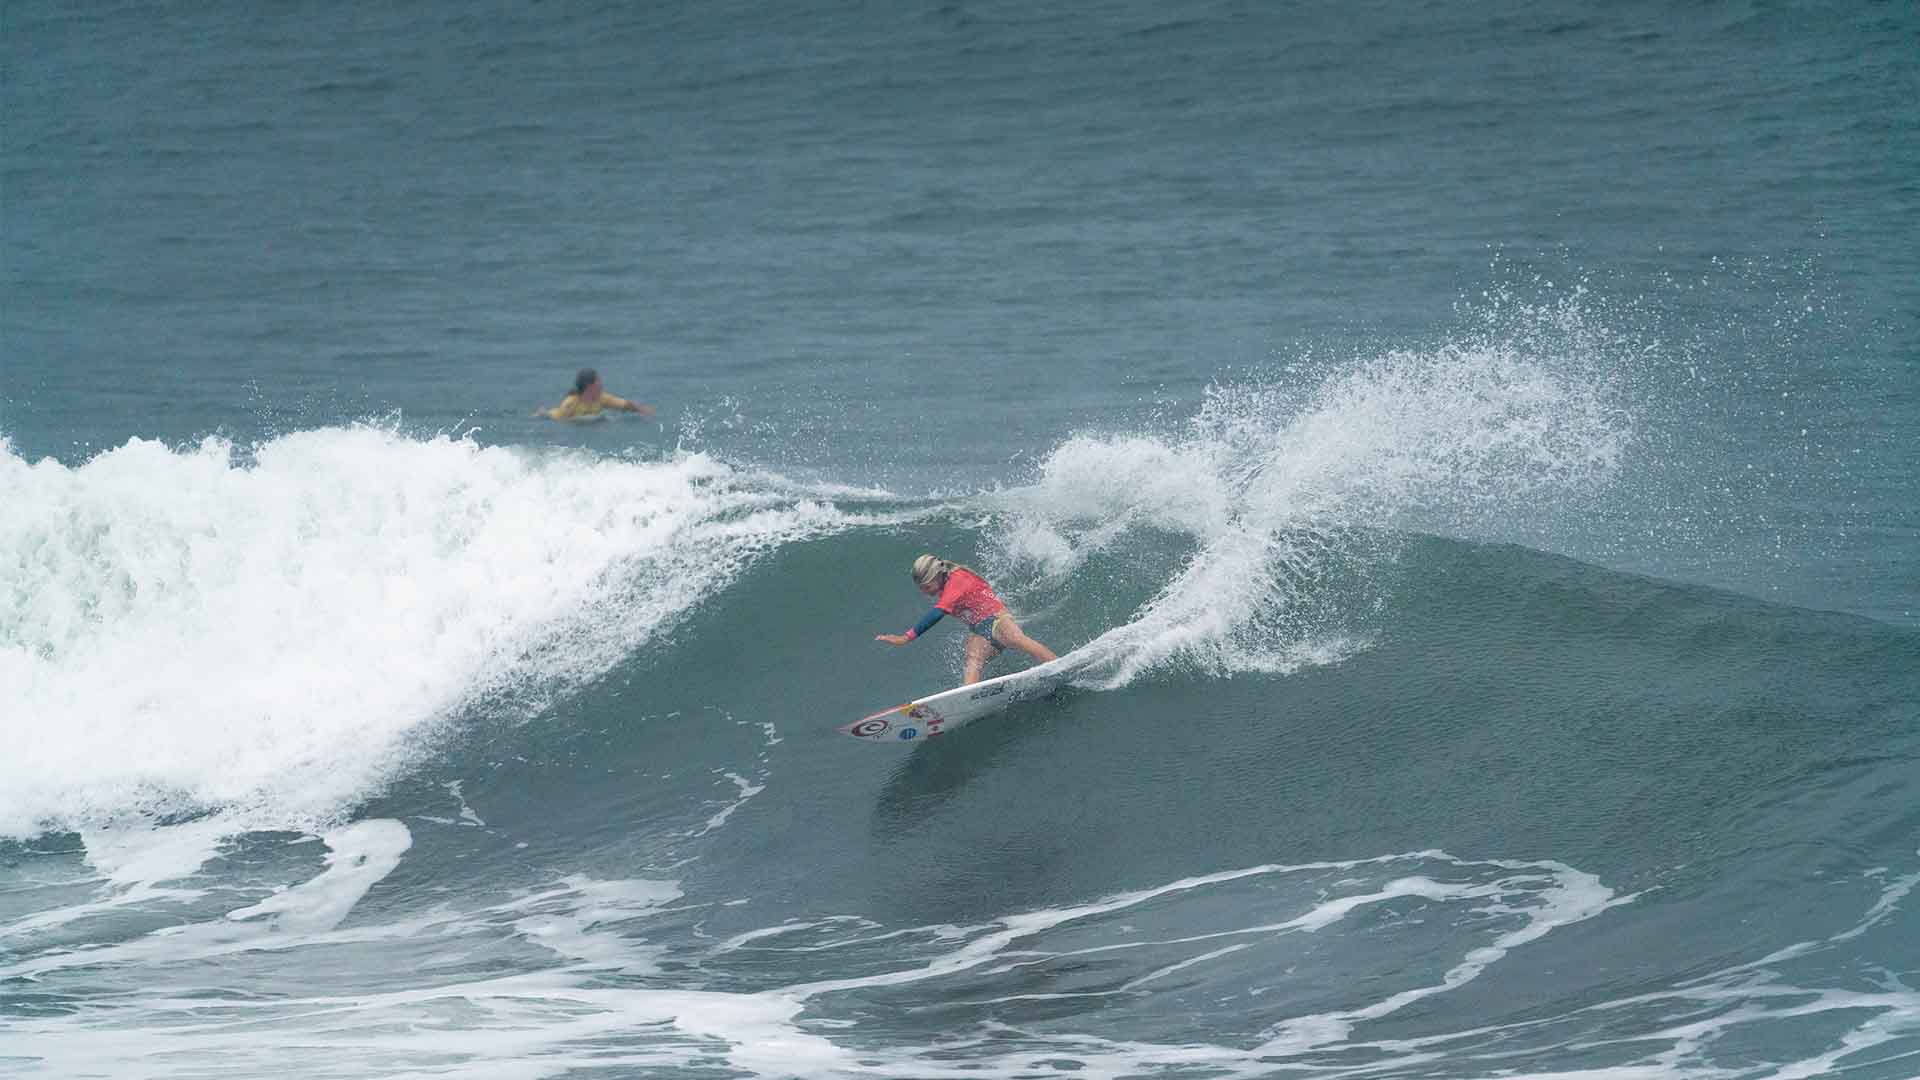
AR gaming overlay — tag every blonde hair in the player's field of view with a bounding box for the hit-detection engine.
[911,554,984,589]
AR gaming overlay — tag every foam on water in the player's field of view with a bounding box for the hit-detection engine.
[0,426,857,840]
[7,827,1912,1080]
[0,819,414,983]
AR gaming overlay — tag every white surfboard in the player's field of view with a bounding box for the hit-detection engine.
[839,652,1090,744]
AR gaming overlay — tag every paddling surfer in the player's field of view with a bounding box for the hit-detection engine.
[876,554,1057,684]
[538,368,654,422]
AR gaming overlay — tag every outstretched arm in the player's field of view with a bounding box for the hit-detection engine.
[876,607,944,646]
[604,393,655,418]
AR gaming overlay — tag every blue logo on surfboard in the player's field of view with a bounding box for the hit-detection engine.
[899,728,918,741]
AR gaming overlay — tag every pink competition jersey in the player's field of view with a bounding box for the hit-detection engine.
[935,568,1007,624]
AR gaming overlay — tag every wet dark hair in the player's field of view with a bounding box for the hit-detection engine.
[573,368,599,394]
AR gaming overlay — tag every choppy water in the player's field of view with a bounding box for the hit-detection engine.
[4,1,1917,1077]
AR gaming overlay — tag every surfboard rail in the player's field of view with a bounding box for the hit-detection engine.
[838,653,1085,744]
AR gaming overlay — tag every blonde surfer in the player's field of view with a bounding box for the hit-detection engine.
[876,554,1057,684]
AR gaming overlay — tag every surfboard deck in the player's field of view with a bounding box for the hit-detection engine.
[839,652,1088,744]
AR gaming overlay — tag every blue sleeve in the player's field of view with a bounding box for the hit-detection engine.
[910,607,945,638]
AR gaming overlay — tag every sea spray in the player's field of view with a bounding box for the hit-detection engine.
[985,293,1636,686]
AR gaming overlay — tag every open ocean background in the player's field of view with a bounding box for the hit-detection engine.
[4,1,1917,1077]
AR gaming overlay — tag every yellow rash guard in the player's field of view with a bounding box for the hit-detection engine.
[547,392,632,421]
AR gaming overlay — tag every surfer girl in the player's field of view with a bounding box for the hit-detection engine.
[876,554,1058,684]
[539,368,655,421]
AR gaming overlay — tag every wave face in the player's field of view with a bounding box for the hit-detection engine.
[2,521,1915,1077]
[2,314,1630,838]
[4,346,1917,1077]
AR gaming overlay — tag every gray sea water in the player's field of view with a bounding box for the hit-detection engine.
[4,1,1918,1077]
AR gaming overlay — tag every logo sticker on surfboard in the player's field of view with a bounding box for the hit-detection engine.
[848,717,890,738]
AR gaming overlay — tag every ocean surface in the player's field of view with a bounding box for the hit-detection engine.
[3,1,1917,1077]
